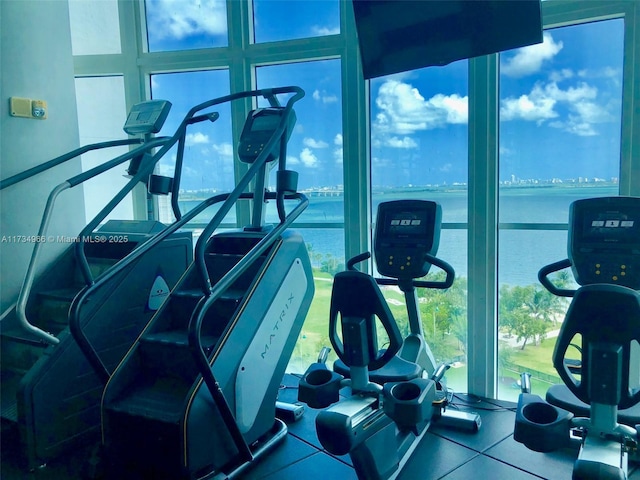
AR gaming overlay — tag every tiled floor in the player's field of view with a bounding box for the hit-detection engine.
[1,374,638,479]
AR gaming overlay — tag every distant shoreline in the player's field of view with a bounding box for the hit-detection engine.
[178,181,619,201]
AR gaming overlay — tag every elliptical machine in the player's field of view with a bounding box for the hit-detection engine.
[298,199,479,480]
[514,196,640,480]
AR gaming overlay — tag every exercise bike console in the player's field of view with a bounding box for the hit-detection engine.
[375,199,441,279]
[569,196,640,288]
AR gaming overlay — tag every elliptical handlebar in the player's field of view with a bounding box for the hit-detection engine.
[538,259,574,298]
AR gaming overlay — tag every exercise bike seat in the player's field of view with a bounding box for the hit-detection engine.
[547,384,640,427]
[333,354,422,384]
[552,283,640,412]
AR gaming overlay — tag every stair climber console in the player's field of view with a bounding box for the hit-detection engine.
[298,200,480,480]
[514,196,640,480]
[87,87,314,479]
[0,100,199,471]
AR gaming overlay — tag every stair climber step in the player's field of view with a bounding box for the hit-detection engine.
[34,287,79,333]
[0,368,23,422]
[168,288,245,333]
[0,327,54,372]
[109,330,220,423]
[73,256,119,285]
[107,375,192,424]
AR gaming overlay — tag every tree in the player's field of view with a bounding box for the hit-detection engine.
[499,284,556,350]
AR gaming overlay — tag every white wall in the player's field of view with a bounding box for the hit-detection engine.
[0,0,86,311]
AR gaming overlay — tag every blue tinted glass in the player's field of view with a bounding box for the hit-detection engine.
[253,0,340,43]
[150,70,234,198]
[145,0,228,52]
[256,60,343,198]
[499,20,623,190]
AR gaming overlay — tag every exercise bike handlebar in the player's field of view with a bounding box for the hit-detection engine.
[347,252,455,290]
[538,259,575,298]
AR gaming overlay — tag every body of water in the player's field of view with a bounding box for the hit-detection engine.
[175,184,619,287]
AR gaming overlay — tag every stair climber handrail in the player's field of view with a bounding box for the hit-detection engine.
[68,191,251,382]
[192,87,304,294]
[69,86,304,383]
[0,138,143,191]
[182,86,305,468]
[188,191,309,467]
[11,138,169,346]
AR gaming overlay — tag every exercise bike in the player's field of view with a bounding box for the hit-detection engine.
[514,196,640,480]
[298,199,480,480]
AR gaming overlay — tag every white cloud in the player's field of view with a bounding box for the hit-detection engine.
[300,148,318,168]
[312,25,340,36]
[312,89,338,104]
[147,0,226,40]
[333,147,343,164]
[549,69,574,82]
[501,80,613,136]
[500,91,557,123]
[334,133,343,146]
[287,155,300,166]
[303,137,329,149]
[373,79,468,137]
[211,142,233,157]
[501,32,563,78]
[185,132,210,146]
[386,136,417,149]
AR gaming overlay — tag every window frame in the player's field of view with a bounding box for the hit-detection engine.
[71,0,639,398]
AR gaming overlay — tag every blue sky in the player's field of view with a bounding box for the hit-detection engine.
[144,1,624,191]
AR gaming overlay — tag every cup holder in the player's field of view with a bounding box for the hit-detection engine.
[298,364,343,409]
[522,401,559,425]
[390,382,421,401]
[305,368,334,386]
[514,393,574,453]
[383,379,436,428]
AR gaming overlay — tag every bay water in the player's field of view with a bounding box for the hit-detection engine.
[176,184,619,287]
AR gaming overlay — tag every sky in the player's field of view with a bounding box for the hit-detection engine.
[142,0,624,192]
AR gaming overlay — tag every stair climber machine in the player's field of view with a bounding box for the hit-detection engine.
[82,86,314,479]
[298,199,481,480]
[0,99,213,471]
[514,196,640,480]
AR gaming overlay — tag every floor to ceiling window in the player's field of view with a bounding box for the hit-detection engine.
[369,61,469,392]
[70,0,638,397]
[496,18,624,400]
